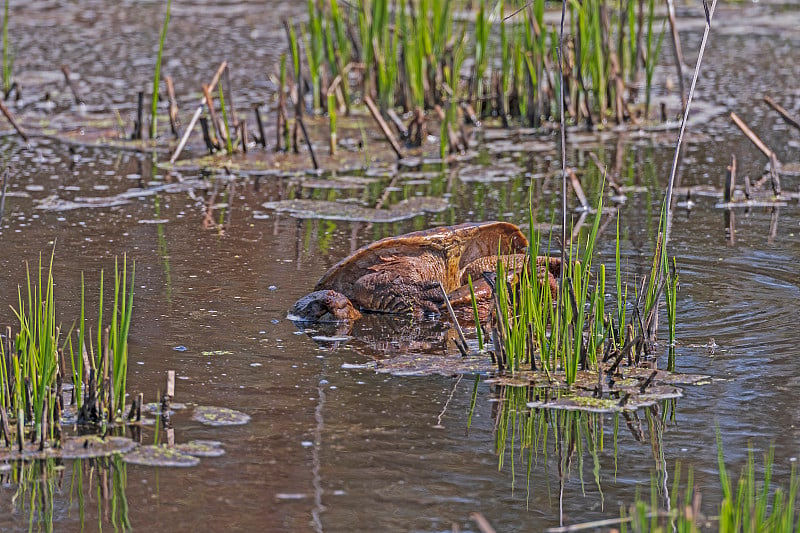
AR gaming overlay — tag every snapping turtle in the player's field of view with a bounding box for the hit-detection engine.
[289,221,562,322]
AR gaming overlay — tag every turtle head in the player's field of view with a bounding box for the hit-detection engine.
[289,290,362,322]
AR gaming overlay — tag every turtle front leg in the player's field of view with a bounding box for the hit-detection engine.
[351,271,443,316]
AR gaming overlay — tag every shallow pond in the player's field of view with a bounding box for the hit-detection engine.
[1,1,800,531]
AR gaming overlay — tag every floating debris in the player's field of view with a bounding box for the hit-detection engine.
[458,163,524,182]
[192,405,251,426]
[123,445,201,467]
[372,353,494,377]
[176,440,226,458]
[262,196,448,222]
[201,350,233,356]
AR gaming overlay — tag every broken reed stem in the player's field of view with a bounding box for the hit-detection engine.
[60,65,84,105]
[0,406,10,446]
[764,95,800,132]
[253,105,267,148]
[0,97,27,141]
[161,370,175,427]
[663,0,717,245]
[223,66,238,130]
[132,91,144,140]
[438,281,470,357]
[724,154,736,203]
[0,166,9,221]
[730,111,782,196]
[296,116,319,169]
[169,61,227,164]
[38,395,47,450]
[202,83,224,147]
[568,169,590,211]
[730,112,777,160]
[364,95,403,159]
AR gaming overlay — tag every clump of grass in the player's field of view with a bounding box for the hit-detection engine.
[68,255,135,424]
[0,252,137,450]
[8,250,61,445]
[619,440,800,532]
[299,0,670,137]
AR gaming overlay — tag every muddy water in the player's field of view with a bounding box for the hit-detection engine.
[1,1,800,531]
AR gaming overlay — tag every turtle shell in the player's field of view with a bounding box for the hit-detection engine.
[315,221,528,298]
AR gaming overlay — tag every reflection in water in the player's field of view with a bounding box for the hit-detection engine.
[488,384,677,528]
[1,454,130,532]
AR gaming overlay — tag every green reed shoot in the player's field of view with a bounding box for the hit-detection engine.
[67,257,135,421]
[279,54,290,151]
[218,83,234,154]
[473,0,489,116]
[326,0,350,111]
[150,0,171,139]
[2,0,10,95]
[328,90,337,155]
[644,0,666,119]
[306,1,324,111]
[623,440,799,532]
[110,256,134,418]
[287,21,300,88]
[665,257,678,347]
[467,275,483,351]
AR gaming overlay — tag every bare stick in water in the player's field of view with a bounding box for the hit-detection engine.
[730,111,781,196]
[169,61,227,164]
[364,95,404,159]
[764,95,800,132]
[438,281,470,357]
[61,65,84,105]
[0,97,27,141]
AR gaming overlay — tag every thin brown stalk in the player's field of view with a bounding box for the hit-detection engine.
[764,95,800,132]
[730,112,777,160]
[730,111,781,196]
[169,61,227,163]
[253,105,267,148]
[295,116,319,169]
[60,65,84,105]
[0,97,27,141]
[165,75,181,138]
[724,154,736,203]
[364,95,404,159]
[469,512,497,533]
[202,84,225,148]
[438,281,470,357]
